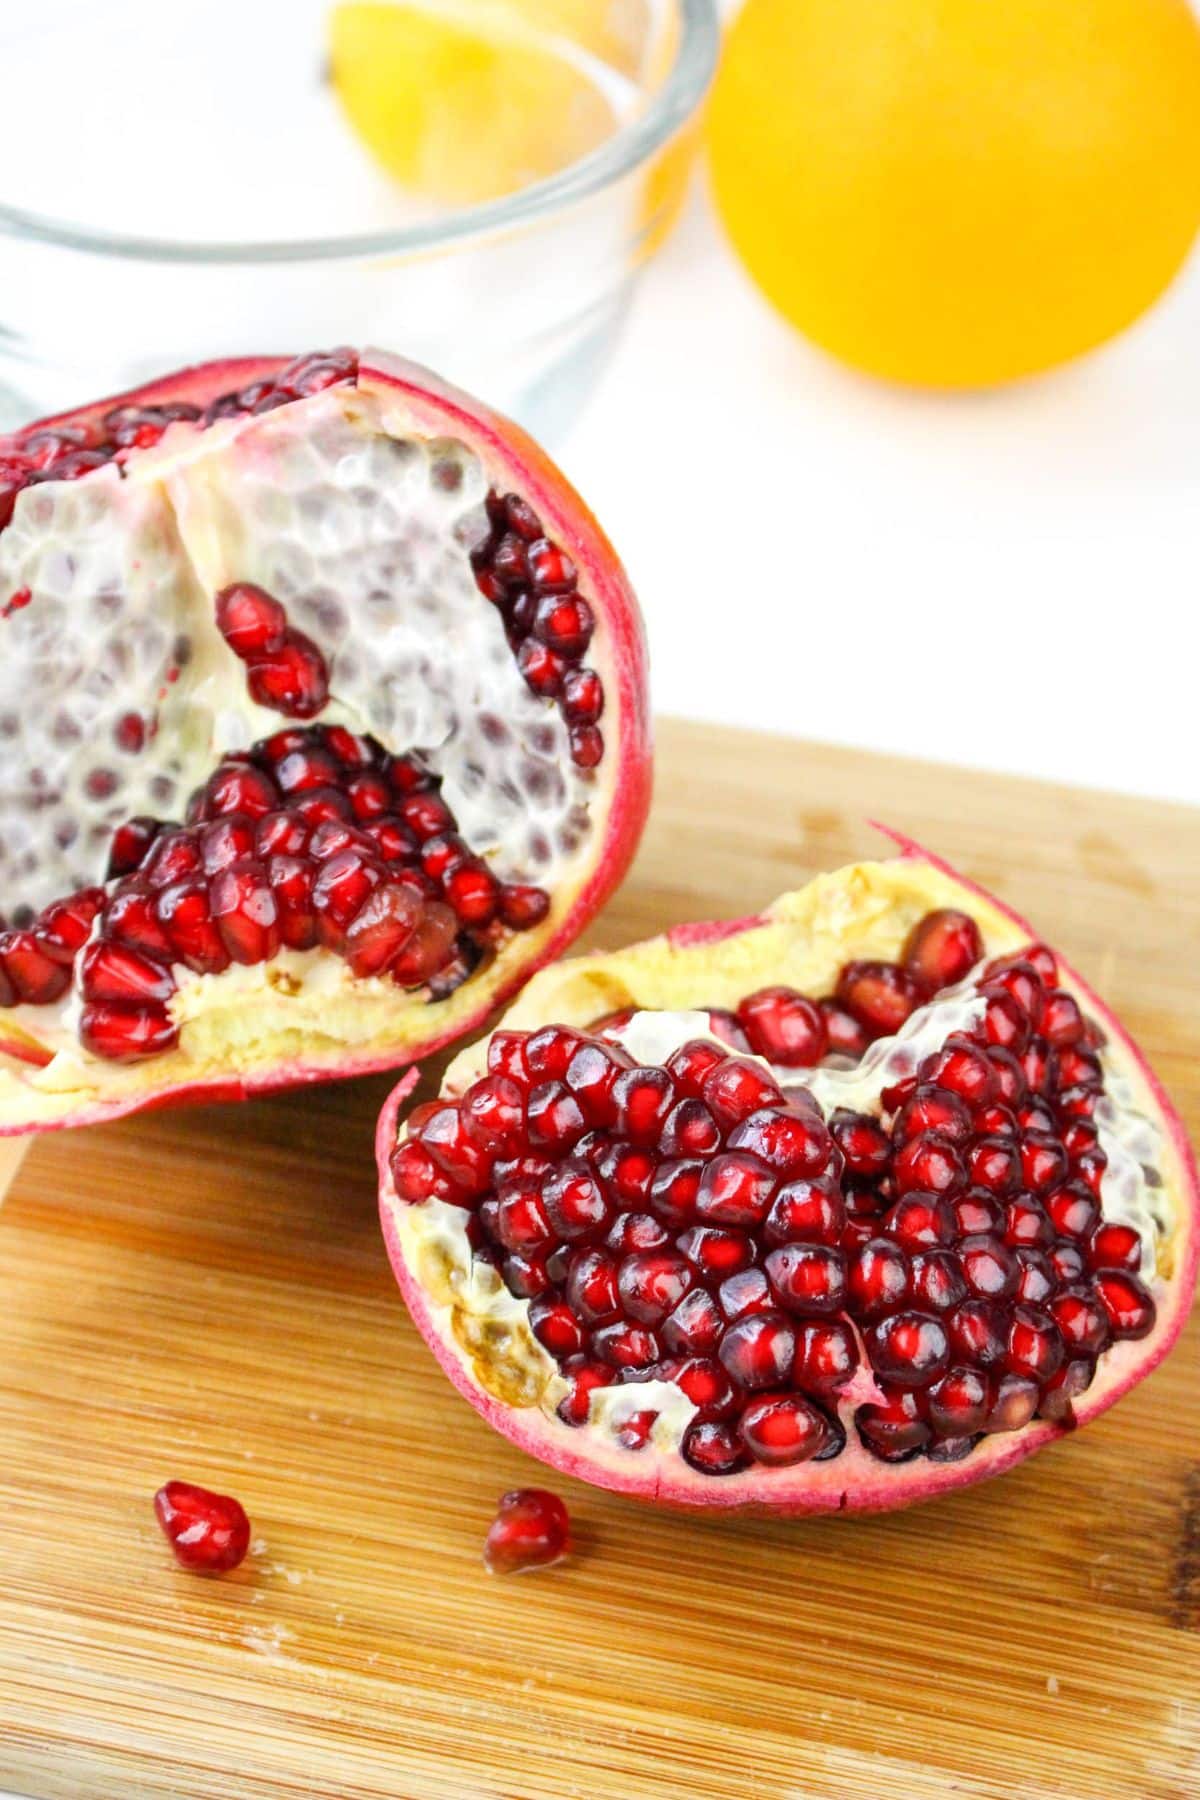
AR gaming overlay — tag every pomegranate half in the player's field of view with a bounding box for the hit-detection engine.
[378,839,1198,1511]
[0,349,649,1135]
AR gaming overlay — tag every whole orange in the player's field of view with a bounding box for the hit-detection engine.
[707,0,1200,386]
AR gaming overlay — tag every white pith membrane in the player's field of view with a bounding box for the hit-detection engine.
[382,856,1196,1508]
[0,382,614,1126]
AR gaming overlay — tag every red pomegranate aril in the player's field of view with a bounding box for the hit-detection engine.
[920,1037,996,1108]
[683,1419,750,1476]
[342,882,422,977]
[702,1057,785,1129]
[495,1186,554,1252]
[461,1075,524,1156]
[616,1250,694,1324]
[389,902,458,986]
[1094,1270,1157,1340]
[592,1322,660,1370]
[927,1366,991,1437]
[504,1250,552,1297]
[542,1163,609,1239]
[214,582,286,657]
[246,631,330,719]
[986,959,1044,1021]
[985,1046,1028,1107]
[830,1110,890,1179]
[1087,1222,1143,1274]
[987,1373,1040,1434]
[34,888,105,961]
[80,939,174,1006]
[763,1176,845,1247]
[1046,1185,1099,1240]
[524,1026,583,1082]
[1048,1286,1111,1355]
[613,1066,675,1143]
[561,666,603,724]
[666,1356,738,1421]
[980,989,1030,1054]
[1038,1356,1096,1423]
[154,1478,251,1574]
[718,1267,774,1321]
[660,1097,722,1158]
[836,960,922,1037]
[866,1311,950,1387]
[614,1409,657,1451]
[705,1009,752,1052]
[848,1237,911,1315]
[484,1488,569,1575]
[1058,1045,1104,1091]
[677,1224,756,1277]
[1020,1041,1059,1097]
[662,1039,725,1099]
[529,1297,588,1359]
[959,1234,1018,1300]
[1013,1247,1056,1306]
[498,884,551,930]
[79,1001,178,1061]
[947,1298,1007,1367]
[910,1250,967,1313]
[818,997,871,1059]
[764,1243,846,1315]
[884,1193,954,1253]
[0,931,72,1004]
[208,862,281,964]
[107,816,162,878]
[953,1190,1005,1236]
[556,1358,613,1426]
[738,1392,838,1467]
[1004,1306,1065,1381]
[855,1389,931,1461]
[198,762,278,820]
[565,1041,627,1128]
[516,638,566,696]
[737,987,827,1066]
[662,1285,725,1355]
[977,1104,1018,1137]
[695,1152,777,1228]
[1071,1147,1107,1198]
[1003,1197,1054,1250]
[525,1081,586,1153]
[793,1318,859,1394]
[1039,989,1084,1047]
[606,1212,669,1256]
[599,1143,657,1209]
[901,908,983,994]
[566,1248,621,1324]
[967,1137,1022,1195]
[893,1085,972,1145]
[893,1133,966,1196]
[727,1106,831,1178]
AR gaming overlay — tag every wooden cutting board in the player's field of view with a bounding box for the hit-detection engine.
[0,717,1196,1800]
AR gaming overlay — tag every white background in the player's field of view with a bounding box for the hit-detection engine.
[563,172,1200,808]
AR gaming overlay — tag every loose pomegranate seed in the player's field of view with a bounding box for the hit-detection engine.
[154,1479,251,1574]
[836,961,922,1037]
[901,909,984,994]
[484,1489,569,1575]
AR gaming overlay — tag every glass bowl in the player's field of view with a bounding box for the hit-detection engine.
[0,0,719,441]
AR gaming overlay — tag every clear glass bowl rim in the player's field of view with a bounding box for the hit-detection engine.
[0,0,720,265]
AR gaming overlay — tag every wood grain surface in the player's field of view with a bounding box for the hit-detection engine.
[0,717,1196,1800]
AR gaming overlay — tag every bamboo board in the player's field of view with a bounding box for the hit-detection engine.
[0,717,1197,1800]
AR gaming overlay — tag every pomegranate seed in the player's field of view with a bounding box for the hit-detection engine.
[499,884,551,929]
[1048,1286,1110,1355]
[80,940,174,1006]
[702,1057,784,1128]
[592,1322,660,1370]
[0,930,72,1003]
[528,1297,588,1359]
[848,1238,911,1315]
[107,816,161,878]
[893,1085,972,1144]
[79,1002,178,1062]
[947,1299,1007,1366]
[1087,1221,1143,1273]
[154,1479,250,1574]
[566,1248,621,1324]
[830,1109,890,1178]
[966,1136,1021,1195]
[1094,1271,1157,1340]
[617,1250,694,1324]
[556,1358,613,1426]
[35,887,105,961]
[1003,1197,1054,1248]
[683,1420,749,1476]
[526,1026,584,1081]
[1038,1356,1096,1423]
[892,1132,966,1196]
[856,1389,931,1461]
[389,902,458,985]
[343,882,421,977]
[738,1393,838,1467]
[836,961,921,1037]
[606,1212,670,1256]
[663,1286,725,1354]
[612,1066,675,1143]
[959,1234,1018,1300]
[910,1249,967,1312]
[660,1097,723,1157]
[763,1176,846,1246]
[210,862,281,964]
[561,666,603,723]
[953,1190,1004,1235]
[718,1311,795,1388]
[817,996,871,1059]
[764,1243,846,1315]
[920,1037,996,1107]
[793,1319,859,1394]
[1004,1306,1065,1381]
[214,582,287,657]
[695,1153,777,1228]
[727,1106,831,1177]
[884,1193,954,1252]
[1045,1184,1099,1240]
[1013,1247,1056,1306]
[666,1038,728,1096]
[737,987,827,1066]
[927,1366,991,1437]
[246,631,330,718]
[676,1225,756,1277]
[901,908,983,994]
[542,1162,609,1238]
[987,1373,1040,1433]
[648,1159,702,1228]
[718,1266,773,1319]
[865,1312,950,1387]
[495,1186,554,1252]
[484,1489,569,1575]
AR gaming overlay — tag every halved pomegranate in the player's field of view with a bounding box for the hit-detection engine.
[378,837,1197,1512]
[0,349,649,1134]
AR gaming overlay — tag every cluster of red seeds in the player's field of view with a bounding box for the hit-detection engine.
[471,492,605,772]
[393,915,1156,1474]
[598,908,990,1069]
[0,725,550,1061]
[0,350,359,533]
[214,581,330,721]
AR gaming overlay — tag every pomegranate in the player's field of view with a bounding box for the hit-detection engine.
[154,1479,251,1573]
[483,1487,570,1573]
[378,837,1197,1512]
[0,349,649,1133]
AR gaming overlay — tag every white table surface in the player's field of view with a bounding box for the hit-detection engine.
[563,177,1200,808]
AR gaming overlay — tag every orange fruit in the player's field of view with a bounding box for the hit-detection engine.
[707,0,1200,387]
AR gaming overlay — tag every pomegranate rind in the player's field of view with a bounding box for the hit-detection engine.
[0,352,651,1135]
[378,842,1198,1512]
